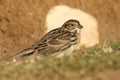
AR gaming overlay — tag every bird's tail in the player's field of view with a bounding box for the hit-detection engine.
[6,48,36,61]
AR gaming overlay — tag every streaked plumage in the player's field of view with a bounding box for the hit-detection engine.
[8,19,83,59]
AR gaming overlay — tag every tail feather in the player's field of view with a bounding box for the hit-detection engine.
[6,48,35,60]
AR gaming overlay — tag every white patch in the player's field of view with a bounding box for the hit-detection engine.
[46,5,99,48]
[56,44,78,58]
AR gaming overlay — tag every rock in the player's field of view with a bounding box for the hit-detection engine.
[46,5,99,48]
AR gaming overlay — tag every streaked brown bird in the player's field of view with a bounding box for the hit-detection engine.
[8,19,83,59]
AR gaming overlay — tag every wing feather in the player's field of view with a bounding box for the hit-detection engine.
[35,30,72,55]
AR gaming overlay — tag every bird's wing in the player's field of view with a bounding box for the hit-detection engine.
[6,28,65,60]
[35,30,73,55]
[5,28,61,60]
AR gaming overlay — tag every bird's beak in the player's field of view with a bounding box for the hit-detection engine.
[78,24,83,29]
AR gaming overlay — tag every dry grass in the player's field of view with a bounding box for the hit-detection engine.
[0,41,120,80]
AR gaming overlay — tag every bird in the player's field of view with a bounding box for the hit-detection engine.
[7,19,83,60]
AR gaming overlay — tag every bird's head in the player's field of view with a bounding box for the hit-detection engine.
[62,19,83,33]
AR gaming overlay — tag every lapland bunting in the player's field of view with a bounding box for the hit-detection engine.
[8,19,83,59]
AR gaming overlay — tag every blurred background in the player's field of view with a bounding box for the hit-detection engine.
[0,0,120,80]
[0,0,120,57]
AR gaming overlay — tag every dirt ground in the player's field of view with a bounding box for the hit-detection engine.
[0,0,120,58]
[93,70,120,80]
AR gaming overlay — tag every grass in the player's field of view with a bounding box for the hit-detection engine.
[0,41,120,80]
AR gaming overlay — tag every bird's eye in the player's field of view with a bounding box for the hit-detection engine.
[70,24,74,26]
